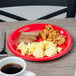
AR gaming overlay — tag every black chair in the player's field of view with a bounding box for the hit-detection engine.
[0,0,76,22]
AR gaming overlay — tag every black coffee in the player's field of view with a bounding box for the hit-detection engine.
[1,63,23,74]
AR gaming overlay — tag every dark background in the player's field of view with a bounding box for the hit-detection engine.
[0,0,69,7]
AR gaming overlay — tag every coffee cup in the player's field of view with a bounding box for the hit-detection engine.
[0,56,36,76]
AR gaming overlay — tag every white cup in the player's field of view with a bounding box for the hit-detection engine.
[0,56,36,76]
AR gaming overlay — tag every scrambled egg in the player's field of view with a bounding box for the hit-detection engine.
[45,47,57,57]
[17,40,62,58]
[33,46,44,58]
[17,42,27,55]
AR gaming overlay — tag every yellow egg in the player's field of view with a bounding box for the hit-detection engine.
[33,46,44,58]
[29,42,38,52]
[57,47,62,52]
[17,42,28,55]
[45,47,57,57]
[17,40,62,58]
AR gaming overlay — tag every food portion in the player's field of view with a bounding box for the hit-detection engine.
[39,25,66,45]
[18,32,39,44]
[16,24,66,58]
[17,41,62,58]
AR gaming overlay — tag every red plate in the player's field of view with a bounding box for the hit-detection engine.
[7,23,73,61]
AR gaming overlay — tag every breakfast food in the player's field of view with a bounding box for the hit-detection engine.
[39,25,66,45]
[17,32,39,44]
[17,40,62,58]
[16,24,66,58]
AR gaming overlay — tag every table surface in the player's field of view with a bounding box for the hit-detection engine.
[0,18,76,76]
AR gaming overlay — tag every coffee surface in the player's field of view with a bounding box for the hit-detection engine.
[1,63,23,74]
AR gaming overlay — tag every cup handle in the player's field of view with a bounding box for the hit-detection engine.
[23,70,36,76]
